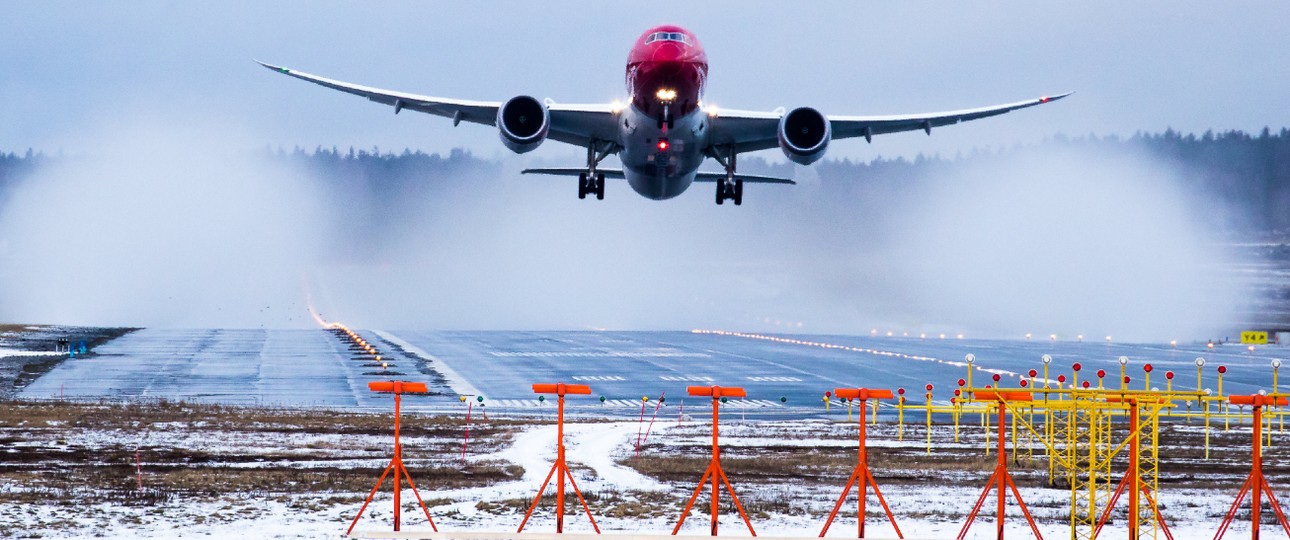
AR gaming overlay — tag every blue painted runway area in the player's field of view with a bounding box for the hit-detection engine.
[21,328,1287,414]
[387,330,1286,411]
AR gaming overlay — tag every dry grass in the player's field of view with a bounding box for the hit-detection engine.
[0,399,524,508]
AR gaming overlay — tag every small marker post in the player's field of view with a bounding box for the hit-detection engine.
[642,393,665,447]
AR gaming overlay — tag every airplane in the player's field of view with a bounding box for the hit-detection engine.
[258,24,1068,205]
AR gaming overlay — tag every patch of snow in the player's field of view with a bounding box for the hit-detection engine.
[0,347,62,358]
[375,330,481,397]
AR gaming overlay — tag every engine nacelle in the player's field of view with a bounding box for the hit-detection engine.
[777,107,831,165]
[496,95,549,154]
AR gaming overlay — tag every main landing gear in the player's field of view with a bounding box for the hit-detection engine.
[578,172,605,200]
[713,147,742,206]
[578,141,613,201]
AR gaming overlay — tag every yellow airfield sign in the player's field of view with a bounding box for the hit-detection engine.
[1241,331,1268,344]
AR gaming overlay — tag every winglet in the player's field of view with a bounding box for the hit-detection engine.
[1039,92,1075,104]
[254,60,291,74]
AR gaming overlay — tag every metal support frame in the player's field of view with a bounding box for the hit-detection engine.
[1093,397,1174,540]
[958,390,1045,540]
[518,383,601,534]
[1214,394,1290,540]
[820,388,903,539]
[346,381,438,536]
[672,385,757,536]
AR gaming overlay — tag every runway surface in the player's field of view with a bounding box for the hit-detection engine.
[20,328,1288,414]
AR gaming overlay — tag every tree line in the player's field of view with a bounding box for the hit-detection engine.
[3,127,1288,232]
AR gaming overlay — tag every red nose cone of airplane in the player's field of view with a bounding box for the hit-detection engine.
[626,25,708,119]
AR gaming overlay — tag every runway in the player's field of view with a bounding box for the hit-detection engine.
[20,328,1287,414]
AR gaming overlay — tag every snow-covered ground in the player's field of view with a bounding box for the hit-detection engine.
[1,413,1278,539]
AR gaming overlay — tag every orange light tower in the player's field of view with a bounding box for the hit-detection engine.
[517,383,601,534]
[346,381,437,535]
[1213,393,1290,540]
[958,390,1044,540]
[819,387,903,539]
[1093,396,1174,540]
[672,385,757,537]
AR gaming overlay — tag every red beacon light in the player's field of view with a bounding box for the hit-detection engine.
[1144,364,1154,373]
[657,138,669,151]
[1124,376,1132,384]
[1028,369,1038,378]
[1072,362,1083,372]
[1097,369,1106,379]
[897,388,905,395]
[1020,379,1029,388]
[958,378,966,387]
[925,384,934,392]
[1057,375,1067,383]
[1218,365,1228,374]
[1166,371,1175,380]
[1082,381,1090,389]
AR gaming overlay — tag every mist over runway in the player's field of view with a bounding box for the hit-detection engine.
[21,328,1286,413]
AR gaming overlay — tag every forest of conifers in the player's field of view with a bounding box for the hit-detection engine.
[3,127,1288,232]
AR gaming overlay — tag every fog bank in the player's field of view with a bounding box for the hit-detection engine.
[0,124,1246,341]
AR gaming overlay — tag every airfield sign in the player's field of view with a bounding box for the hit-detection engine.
[1241,331,1269,344]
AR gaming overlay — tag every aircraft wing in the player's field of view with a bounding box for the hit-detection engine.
[705,93,1072,155]
[255,61,620,148]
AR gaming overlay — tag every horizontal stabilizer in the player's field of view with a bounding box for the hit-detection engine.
[521,168,795,185]
[693,171,795,185]
[522,168,627,178]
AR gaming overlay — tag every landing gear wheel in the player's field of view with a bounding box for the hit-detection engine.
[577,173,588,199]
[716,175,742,205]
[595,173,605,200]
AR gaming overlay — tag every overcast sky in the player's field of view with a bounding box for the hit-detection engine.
[4,1,1289,162]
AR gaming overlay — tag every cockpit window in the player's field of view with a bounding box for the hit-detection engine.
[645,32,688,45]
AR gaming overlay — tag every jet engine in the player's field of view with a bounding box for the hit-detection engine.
[496,95,549,154]
[777,107,831,165]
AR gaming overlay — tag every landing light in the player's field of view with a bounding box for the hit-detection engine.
[655,88,677,102]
